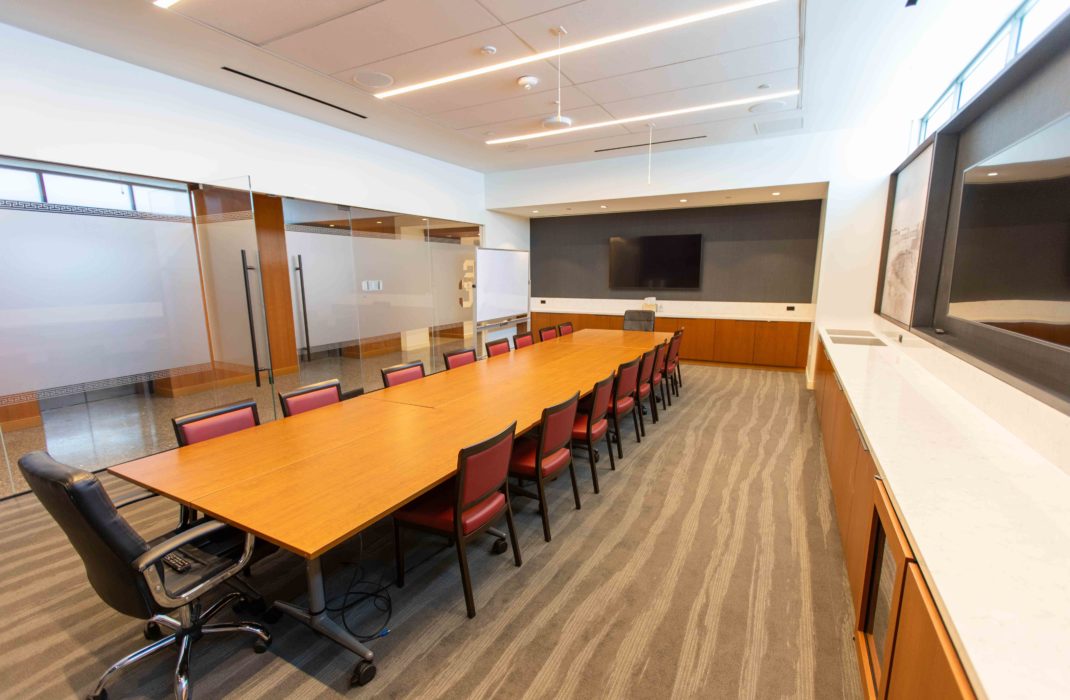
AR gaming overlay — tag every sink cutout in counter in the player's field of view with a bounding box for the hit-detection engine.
[827,329,876,337]
[829,336,886,346]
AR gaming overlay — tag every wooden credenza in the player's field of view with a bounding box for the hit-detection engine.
[814,339,975,700]
[529,312,811,369]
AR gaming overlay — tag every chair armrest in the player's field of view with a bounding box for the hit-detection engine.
[136,521,256,609]
[114,492,159,509]
[134,519,230,572]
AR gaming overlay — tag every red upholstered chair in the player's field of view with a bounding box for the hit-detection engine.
[557,321,574,335]
[485,338,510,357]
[650,341,671,413]
[381,360,425,387]
[538,326,558,342]
[572,373,615,493]
[279,379,342,417]
[608,356,643,459]
[444,348,477,370]
[636,347,658,431]
[665,332,683,402]
[672,328,684,389]
[509,392,581,542]
[513,332,534,349]
[394,422,520,618]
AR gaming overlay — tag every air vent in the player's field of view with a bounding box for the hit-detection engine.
[221,67,367,120]
[593,135,707,153]
[754,117,803,135]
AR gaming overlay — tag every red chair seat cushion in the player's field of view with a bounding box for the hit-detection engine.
[395,482,505,535]
[612,396,635,415]
[652,371,663,386]
[571,413,608,441]
[637,382,651,399]
[509,438,571,478]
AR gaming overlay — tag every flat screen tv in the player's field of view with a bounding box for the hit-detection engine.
[609,234,702,289]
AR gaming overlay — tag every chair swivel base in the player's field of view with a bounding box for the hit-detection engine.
[88,593,271,700]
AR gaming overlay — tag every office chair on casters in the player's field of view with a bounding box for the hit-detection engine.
[623,309,655,331]
[18,452,271,700]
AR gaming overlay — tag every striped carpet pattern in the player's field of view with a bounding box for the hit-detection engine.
[0,365,861,699]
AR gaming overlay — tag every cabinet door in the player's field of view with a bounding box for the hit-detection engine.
[846,441,878,624]
[815,340,832,419]
[830,402,860,543]
[795,322,812,368]
[753,321,800,367]
[885,564,975,700]
[712,319,756,363]
[666,318,715,361]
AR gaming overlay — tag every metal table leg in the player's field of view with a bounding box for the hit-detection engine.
[273,557,377,687]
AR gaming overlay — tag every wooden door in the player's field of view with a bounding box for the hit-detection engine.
[753,321,800,366]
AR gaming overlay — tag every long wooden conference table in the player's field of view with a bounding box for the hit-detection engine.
[110,328,672,684]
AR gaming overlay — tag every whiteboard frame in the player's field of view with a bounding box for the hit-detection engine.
[474,246,531,329]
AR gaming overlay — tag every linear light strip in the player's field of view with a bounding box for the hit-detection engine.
[375,0,781,99]
[485,89,799,144]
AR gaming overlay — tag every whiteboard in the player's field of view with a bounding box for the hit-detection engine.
[476,248,530,323]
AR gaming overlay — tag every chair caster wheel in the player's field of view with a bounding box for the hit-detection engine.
[490,538,508,555]
[87,689,107,700]
[350,660,376,687]
[253,637,271,654]
[234,597,267,616]
[144,622,162,641]
[261,607,283,623]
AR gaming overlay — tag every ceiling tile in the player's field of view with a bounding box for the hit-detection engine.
[577,37,798,104]
[603,67,799,120]
[465,105,630,146]
[427,86,595,129]
[174,0,382,45]
[621,102,800,134]
[264,0,502,74]
[476,0,579,24]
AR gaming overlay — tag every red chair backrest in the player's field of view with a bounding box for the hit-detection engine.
[638,348,656,386]
[652,341,669,378]
[539,326,558,341]
[558,322,574,335]
[173,400,259,446]
[486,338,510,357]
[280,380,342,417]
[667,334,682,367]
[587,373,615,425]
[444,348,477,370]
[514,332,534,349]
[614,356,641,401]
[382,361,425,387]
[457,422,516,512]
[539,392,580,458]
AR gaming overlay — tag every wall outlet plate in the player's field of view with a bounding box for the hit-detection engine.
[786,305,795,311]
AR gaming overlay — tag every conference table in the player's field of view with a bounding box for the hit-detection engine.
[109,328,672,683]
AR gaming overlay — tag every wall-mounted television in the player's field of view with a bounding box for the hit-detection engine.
[609,234,702,289]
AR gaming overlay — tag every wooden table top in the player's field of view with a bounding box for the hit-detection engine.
[110,329,671,559]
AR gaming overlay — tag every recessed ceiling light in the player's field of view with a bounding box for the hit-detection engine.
[532,210,540,213]
[376,0,780,98]
[422,218,428,221]
[376,221,383,224]
[987,171,999,176]
[352,70,395,89]
[153,0,182,7]
[679,198,688,203]
[329,223,335,227]
[487,90,799,144]
[748,100,787,113]
[771,191,782,196]
[600,205,608,209]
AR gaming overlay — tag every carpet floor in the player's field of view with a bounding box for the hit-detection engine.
[0,364,862,699]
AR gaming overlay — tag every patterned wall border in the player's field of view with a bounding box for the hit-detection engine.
[0,363,215,406]
[0,199,191,223]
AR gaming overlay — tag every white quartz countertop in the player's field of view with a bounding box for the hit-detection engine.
[818,325,1070,699]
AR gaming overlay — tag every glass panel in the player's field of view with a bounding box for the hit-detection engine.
[133,185,192,216]
[428,218,480,369]
[924,88,958,137]
[961,30,1011,104]
[1019,0,1070,50]
[948,112,1070,347]
[0,173,217,496]
[0,167,42,202]
[352,212,436,390]
[42,173,133,209]
[280,197,364,398]
[866,526,897,671]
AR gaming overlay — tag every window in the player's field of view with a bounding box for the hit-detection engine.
[133,185,191,216]
[42,173,133,210]
[0,167,42,202]
[918,0,1069,143]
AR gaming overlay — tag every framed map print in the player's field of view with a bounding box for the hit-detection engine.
[879,143,935,326]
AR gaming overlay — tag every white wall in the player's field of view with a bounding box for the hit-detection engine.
[0,23,487,226]
[482,211,530,251]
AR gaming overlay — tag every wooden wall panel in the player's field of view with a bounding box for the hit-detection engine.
[0,397,42,430]
[753,321,800,367]
[712,320,757,364]
[846,443,878,624]
[252,194,299,375]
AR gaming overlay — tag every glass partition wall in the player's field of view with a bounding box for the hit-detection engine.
[0,159,482,498]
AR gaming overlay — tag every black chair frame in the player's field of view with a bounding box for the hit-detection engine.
[380,360,426,387]
[278,379,342,417]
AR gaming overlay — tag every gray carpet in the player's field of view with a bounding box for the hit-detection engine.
[0,365,861,699]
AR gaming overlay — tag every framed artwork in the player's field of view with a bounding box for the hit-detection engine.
[878,143,936,327]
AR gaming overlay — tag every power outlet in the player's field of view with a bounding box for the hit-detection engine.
[786,305,795,311]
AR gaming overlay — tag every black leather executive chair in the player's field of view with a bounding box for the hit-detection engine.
[18,452,271,700]
[623,309,656,331]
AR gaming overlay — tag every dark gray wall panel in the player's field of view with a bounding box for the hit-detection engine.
[530,201,821,302]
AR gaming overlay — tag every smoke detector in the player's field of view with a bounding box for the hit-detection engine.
[352,70,394,88]
[480,45,497,55]
[542,114,573,129]
[517,75,540,90]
